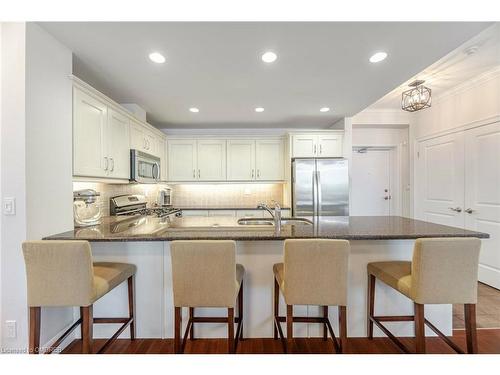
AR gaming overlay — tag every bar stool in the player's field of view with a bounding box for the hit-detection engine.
[22,240,136,354]
[170,240,244,354]
[273,239,350,353]
[367,237,481,354]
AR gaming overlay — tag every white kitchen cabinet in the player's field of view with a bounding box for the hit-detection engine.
[227,140,256,181]
[255,139,284,180]
[167,139,198,181]
[130,120,159,156]
[197,140,226,181]
[73,88,108,177]
[107,108,130,179]
[291,133,343,157]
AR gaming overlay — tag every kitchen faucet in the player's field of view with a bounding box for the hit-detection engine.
[257,201,281,231]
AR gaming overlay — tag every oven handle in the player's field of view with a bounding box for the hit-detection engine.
[152,162,160,182]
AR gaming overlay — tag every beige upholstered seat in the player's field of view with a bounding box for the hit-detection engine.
[367,237,481,304]
[367,237,482,354]
[171,240,245,308]
[171,240,245,354]
[273,239,350,306]
[22,240,137,354]
[22,241,136,307]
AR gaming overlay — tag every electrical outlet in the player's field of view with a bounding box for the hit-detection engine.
[5,320,17,338]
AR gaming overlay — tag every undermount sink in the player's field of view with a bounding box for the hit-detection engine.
[237,217,313,226]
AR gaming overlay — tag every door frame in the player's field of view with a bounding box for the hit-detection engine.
[352,144,404,216]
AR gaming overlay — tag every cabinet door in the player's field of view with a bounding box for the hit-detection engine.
[73,88,108,177]
[158,138,167,182]
[130,121,146,151]
[255,139,284,180]
[107,108,130,179]
[318,134,343,157]
[144,131,156,155]
[464,122,500,289]
[227,140,256,181]
[292,135,317,157]
[167,139,197,181]
[197,139,227,180]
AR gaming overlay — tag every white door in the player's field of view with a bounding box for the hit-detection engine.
[318,134,343,157]
[416,133,465,227]
[197,139,227,181]
[73,88,108,177]
[464,122,500,288]
[227,140,256,181]
[292,135,317,157]
[255,139,284,181]
[351,149,392,216]
[107,108,130,179]
[167,139,197,181]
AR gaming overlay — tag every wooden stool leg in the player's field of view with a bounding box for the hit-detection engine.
[29,307,41,354]
[127,276,135,340]
[339,306,347,353]
[228,307,235,353]
[238,281,244,339]
[367,274,375,339]
[273,278,279,339]
[286,305,293,353]
[322,306,328,340]
[414,302,425,354]
[189,308,195,340]
[464,304,478,354]
[80,305,93,354]
[174,307,182,354]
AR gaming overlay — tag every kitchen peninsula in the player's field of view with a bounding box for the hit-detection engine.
[44,216,488,341]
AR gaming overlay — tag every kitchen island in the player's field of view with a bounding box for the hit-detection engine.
[44,216,488,341]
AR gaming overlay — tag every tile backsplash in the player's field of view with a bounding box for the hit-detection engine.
[73,182,284,216]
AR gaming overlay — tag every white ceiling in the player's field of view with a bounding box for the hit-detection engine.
[40,22,492,129]
[368,23,500,111]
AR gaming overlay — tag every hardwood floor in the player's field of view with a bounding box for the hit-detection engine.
[62,329,500,354]
[453,283,500,329]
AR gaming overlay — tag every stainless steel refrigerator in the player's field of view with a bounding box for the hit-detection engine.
[292,158,349,217]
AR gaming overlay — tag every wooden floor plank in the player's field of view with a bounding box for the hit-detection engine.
[61,329,500,354]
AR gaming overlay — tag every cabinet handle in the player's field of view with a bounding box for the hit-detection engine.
[314,145,317,155]
[198,169,201,179]
[319,144,322,154]
[257,169,260,178]
[448,207,462,213]
[465,208,475,214]
[252,169,254,179]
[193,169,196,179]
[104,157,108,171]
[110,158,114,172]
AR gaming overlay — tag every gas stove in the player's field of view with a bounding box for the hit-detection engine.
[110,194,182,218]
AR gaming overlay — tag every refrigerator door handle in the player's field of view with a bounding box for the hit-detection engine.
[312,171,316,216]
[316,171,322,216]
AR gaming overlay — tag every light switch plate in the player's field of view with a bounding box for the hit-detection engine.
[2,197,16,215]
[5,320,16,338]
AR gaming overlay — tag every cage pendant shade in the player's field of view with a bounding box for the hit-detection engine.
[401,80,432,112]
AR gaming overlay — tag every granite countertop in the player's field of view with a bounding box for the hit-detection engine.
[43,215,489,242]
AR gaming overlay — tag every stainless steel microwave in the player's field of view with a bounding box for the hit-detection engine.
[130,149,161,183]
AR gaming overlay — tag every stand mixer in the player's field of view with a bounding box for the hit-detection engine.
[73,189,103,227]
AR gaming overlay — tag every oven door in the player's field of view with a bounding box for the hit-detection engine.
[130,150,161,183]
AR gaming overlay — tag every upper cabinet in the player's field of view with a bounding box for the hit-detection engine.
[197,139,227,181]
[291,133,343,157]
[73,87,131,179]
[227,139,284,181]
[72,80,166,181]
[167,139,197,181]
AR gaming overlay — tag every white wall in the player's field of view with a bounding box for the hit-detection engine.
[0,23,73,352]
[412,68,500,139]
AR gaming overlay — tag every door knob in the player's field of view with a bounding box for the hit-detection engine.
[448,207,462,213]
[464,208,475,214]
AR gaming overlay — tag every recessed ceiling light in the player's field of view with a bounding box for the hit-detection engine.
[320,107,330,112]
[261,51,277,63]
[149,52,166,64]
[255,107,265,113]
[369,52,388,63]
[189,107,199,113]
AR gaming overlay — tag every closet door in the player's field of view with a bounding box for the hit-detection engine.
[464,122,500,288]
[416,132,465,227]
